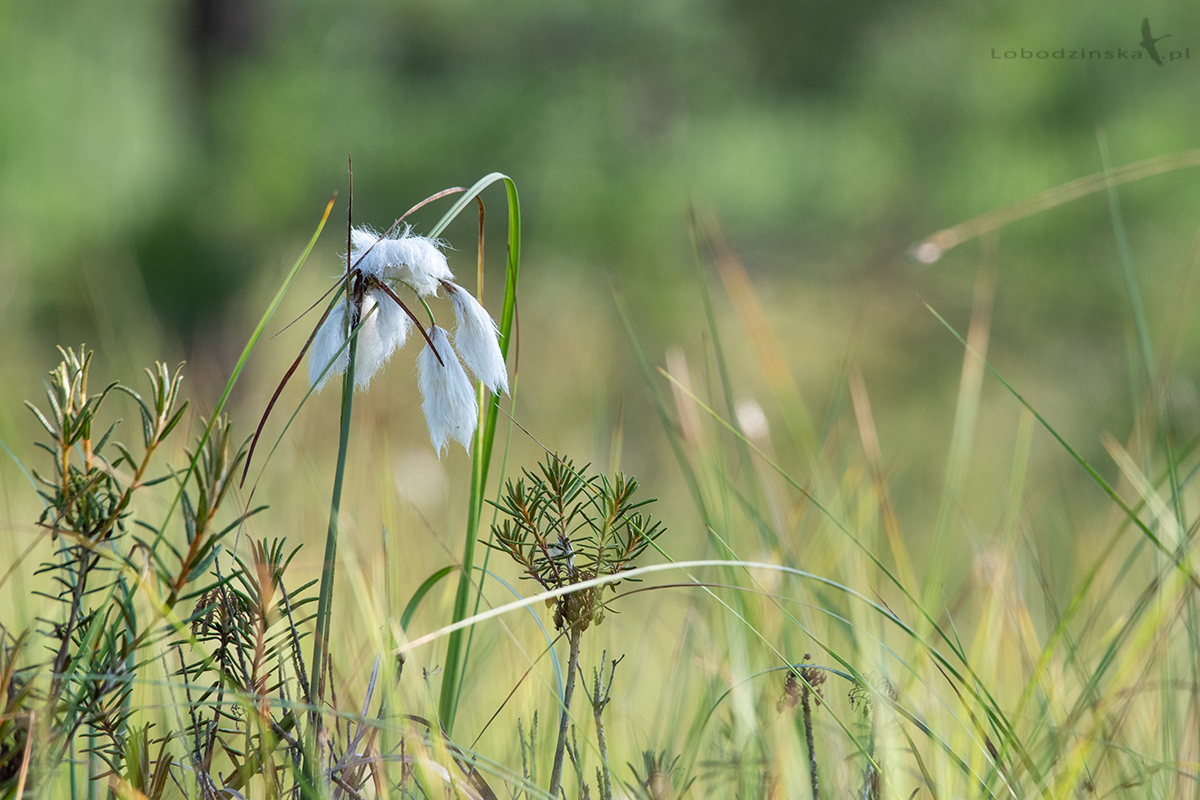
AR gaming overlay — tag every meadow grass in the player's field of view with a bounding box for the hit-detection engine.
[1,156,1200,799]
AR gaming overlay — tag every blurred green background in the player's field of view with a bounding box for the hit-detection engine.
[3,0,1200,635]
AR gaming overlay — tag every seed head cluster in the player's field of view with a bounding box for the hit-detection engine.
[308,225,509,456]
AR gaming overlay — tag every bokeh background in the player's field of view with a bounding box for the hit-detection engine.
[3,0,1200,753]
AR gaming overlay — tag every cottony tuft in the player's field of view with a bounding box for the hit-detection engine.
[445,282,509,395]
[350,225,452,296]
[418,326,479,456]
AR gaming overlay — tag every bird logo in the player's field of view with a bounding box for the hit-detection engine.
[1140,18,1170,65]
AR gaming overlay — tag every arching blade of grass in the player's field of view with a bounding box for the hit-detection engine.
[480,568,564,704]
[436,173,521,734]
[913,148,1200,262]
[401,566,457,632]
[406,558,1025,796]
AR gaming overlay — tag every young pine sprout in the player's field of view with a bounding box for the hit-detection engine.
[488,455,665,798]
[306,224,509,455]
[488,455,665,632]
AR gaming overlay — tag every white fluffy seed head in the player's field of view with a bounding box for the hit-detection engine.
[417,326,479,457]
[349,227,388,278]
[446,283,508,395]
[348,226,451,296]
[376,229,453,296]
[354,289,412,390]
[308,300,349,392]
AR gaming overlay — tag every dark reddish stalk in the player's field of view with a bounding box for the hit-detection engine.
[240,295,338,486]
[398,186,466,223]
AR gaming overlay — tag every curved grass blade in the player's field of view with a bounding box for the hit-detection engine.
[481,568,564,704]
[913,149,1200,262]
[438,174,520,734]
[401,565,456,632]
[152,195,336,549]
[654,366,1041,792]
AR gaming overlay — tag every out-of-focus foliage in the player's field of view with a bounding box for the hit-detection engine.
[3,0,1198,342]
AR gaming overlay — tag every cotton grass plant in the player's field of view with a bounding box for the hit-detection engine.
[3,148,1200,798]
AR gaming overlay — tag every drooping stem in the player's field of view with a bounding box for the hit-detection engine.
[548,626,582,799]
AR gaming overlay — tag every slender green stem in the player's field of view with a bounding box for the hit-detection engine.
[309,309,359,716]
[455,379,520,718]
[548,627,581,800]
[416,291,437,328]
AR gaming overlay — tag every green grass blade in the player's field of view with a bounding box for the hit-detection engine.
[923,300,1200,587]
[401,565,456,632]
[152,195,336,549]
[1098,132,1155,391]
[308,291,358,711]
[1098,132,1187,539]
[613,284,713,532]
[439,175,520,734]
[482,568,564,703]
[456,372,522,716]
[0,435,42,506]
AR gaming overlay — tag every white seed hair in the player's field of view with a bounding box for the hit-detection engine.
[417,326,478,457]
[349,225,453,296]
[353,289,412,390]
[308,300,349,391]
[445,282,508,395]
[349,227,388,278]
[378,231,453,297]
